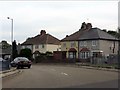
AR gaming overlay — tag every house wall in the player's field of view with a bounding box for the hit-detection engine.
[78,40,118,57]
[79,40,100,57]
[21,45,33,51]
[79,40,100,51]
[99,40,118,56]
[33,44,61,53]
[61,41,78,58]
[33,44,46,53]
[46,44,61,53]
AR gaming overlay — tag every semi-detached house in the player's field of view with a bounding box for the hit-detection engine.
[21,30,61,58]
[61,22,118,62]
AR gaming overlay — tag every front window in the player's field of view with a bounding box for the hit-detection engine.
[69,52,76,59]
[26,45,32,49]
[80,52,90,59]
[92,52,102,57]
[71,42,76,47]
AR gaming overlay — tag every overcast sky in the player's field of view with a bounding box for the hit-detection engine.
[0,1,118,44]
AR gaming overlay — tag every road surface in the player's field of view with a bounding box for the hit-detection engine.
[2,64,118,88]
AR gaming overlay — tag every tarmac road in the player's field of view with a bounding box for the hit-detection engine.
[2,64,118,88]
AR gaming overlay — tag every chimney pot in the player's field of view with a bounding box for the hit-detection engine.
[40,30,46,35]
[66,35,69,37]
[86,23,92,30]
[81,22,87,30]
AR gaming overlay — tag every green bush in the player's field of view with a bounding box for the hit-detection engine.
[19,48,32,60]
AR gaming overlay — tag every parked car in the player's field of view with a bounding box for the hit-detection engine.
[11,57,32,69]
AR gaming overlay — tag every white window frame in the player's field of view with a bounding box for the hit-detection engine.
[71,41,76,47]
[42,44,44,48]
[80,41,87,47]
[80,41,84,46]
[22,46,25,49]
[92,40,97,46]
[63,43,66,47]
[35,45,39,49]
[84,41,87,46]
[69,52,74,59]
[80,52,90,59]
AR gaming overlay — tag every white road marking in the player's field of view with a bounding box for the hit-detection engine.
[61,72,68,76]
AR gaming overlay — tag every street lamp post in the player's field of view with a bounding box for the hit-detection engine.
[7,17,13,43]
[118,28,120,68]
[7,17,13,61]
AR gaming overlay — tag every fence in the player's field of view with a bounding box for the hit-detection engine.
[90,54,118,64]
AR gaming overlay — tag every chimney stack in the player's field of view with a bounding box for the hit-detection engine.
[80,22,92,30]
[40,30,46,35]
[81,22,87,30]
[66,35,69,37]
[86,23,92,30]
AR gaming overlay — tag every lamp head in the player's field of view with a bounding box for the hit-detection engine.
[7,17,10,19]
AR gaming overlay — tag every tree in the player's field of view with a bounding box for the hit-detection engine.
[102,29,107,32]
[107,30,120,38]
[12,40,18,60]
[0,40,11,49]
[19,48,32,60]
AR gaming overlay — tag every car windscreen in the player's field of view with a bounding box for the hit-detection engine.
[14,57,29,62]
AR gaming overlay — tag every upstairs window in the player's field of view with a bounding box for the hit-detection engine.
[42,44,44,48]
[71,41,76,47]
[35,45,39,49]
[92,40,97,46]
[63,43,66,47]
[80,41,87,46]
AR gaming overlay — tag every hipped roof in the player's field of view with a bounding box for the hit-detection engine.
[79,28,118,41]
[61,28,118,41]
[22,34,60,45]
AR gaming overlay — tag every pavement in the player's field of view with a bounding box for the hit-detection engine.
[0,68,21,78]
[75,63,119,72]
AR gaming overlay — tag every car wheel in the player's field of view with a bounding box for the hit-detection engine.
[28,66,31,69]
[17,66,20,69]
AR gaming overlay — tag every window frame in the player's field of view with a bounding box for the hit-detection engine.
[92,40,97,46]
[35,45,39,49]
[70,41,76,47]
[63,43,66,48]
[42,44,44,48]
[80,41,87,47]
[80,52,90,59]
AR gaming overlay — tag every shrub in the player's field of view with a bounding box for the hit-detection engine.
[19,48,32,60]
